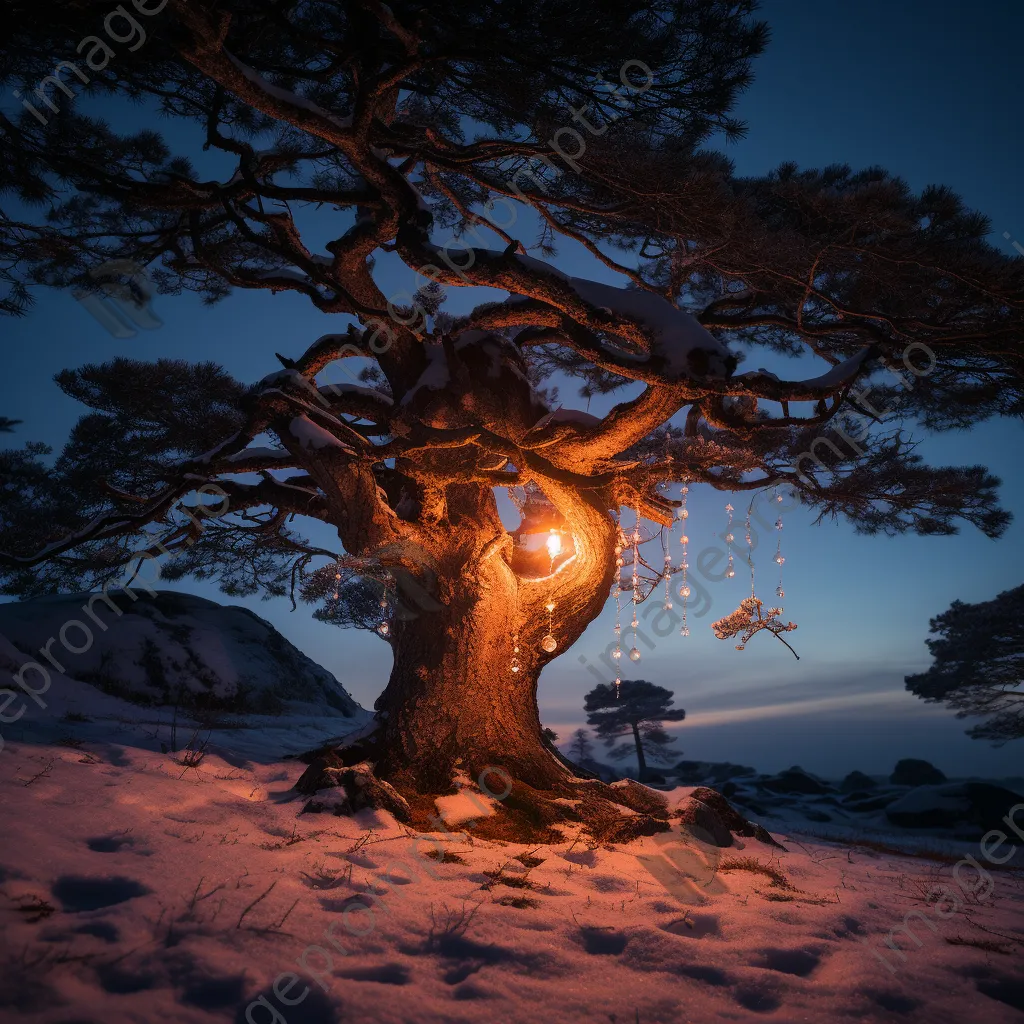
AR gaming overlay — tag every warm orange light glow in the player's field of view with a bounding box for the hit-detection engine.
[546,530,563,559]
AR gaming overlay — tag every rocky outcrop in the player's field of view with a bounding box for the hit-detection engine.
[840,770,878,794]
[0,590,363,718]
[885,782,1024,836]
[673,787,786,850]
[890,759,947,787]
[757,766,833,795]
[296,758,412,822]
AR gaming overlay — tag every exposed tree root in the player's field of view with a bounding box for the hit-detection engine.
[293,745,782,849]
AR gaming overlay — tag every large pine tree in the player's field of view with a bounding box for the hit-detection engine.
[906,584,1024,744]
[1,2,1021,826]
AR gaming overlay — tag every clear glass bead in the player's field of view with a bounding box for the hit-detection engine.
[775,554,785,565]
[614,545,622,555]
[628,647,641,662]
[615,557,624,567]
[776,519,783,530]
[680,534,689,544]
[612,646,622,660]
[724,533,734,543]
[663,601,673,611]
[613,624,621,635]
[377,622,390,637]
[679,585,691,598]
[631,618,638,629]
[776,586,785,598]
[679,508,689,519]
[680,626,690,637]
[541,634,557,653]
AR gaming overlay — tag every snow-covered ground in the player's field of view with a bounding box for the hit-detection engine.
[1,596,1021,1022]
[1,709,1022,1023]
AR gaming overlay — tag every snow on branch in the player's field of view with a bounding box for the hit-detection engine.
[225,52,354,133]
[732,346,877,400]
[223,447,296,470]
[288,415,358,453]
[400,342,450,406]
[507,254,734,379]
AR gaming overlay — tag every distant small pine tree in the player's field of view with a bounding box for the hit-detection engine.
[568,728,595,762]
[584,680,685,780]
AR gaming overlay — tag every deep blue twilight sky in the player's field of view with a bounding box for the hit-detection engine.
[1,1,1021,778]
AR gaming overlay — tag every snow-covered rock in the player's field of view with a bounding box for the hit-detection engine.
[671,760,757,786]
[839,770,878,794]
[0,590,362,718]
[890,758,947,786]
[885,782,1024,836]
[756,766,834,795]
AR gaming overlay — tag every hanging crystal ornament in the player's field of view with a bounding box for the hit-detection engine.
[678,481,690,636]
[774,486,786,599]
[724,502,736,578]
[628,504,641,663]
[376,573,392,636]
[745,505,755,599]
[507,564,524,673]
[332,561,342,602]
[662,510,674,611]
[539,527,559,654]
[611,520,624,663]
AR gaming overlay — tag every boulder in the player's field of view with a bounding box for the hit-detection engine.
[673,787,786,850]
[884,782,1023,837]
[840,771,878,794]
[842,791,904,813]
[890,759,946,787]
[295,759,411,822]
[757,767,833,795]
[672,760,757,786]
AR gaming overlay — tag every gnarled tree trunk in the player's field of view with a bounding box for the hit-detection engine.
[374,519,614,793]
[347,478,618,802]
